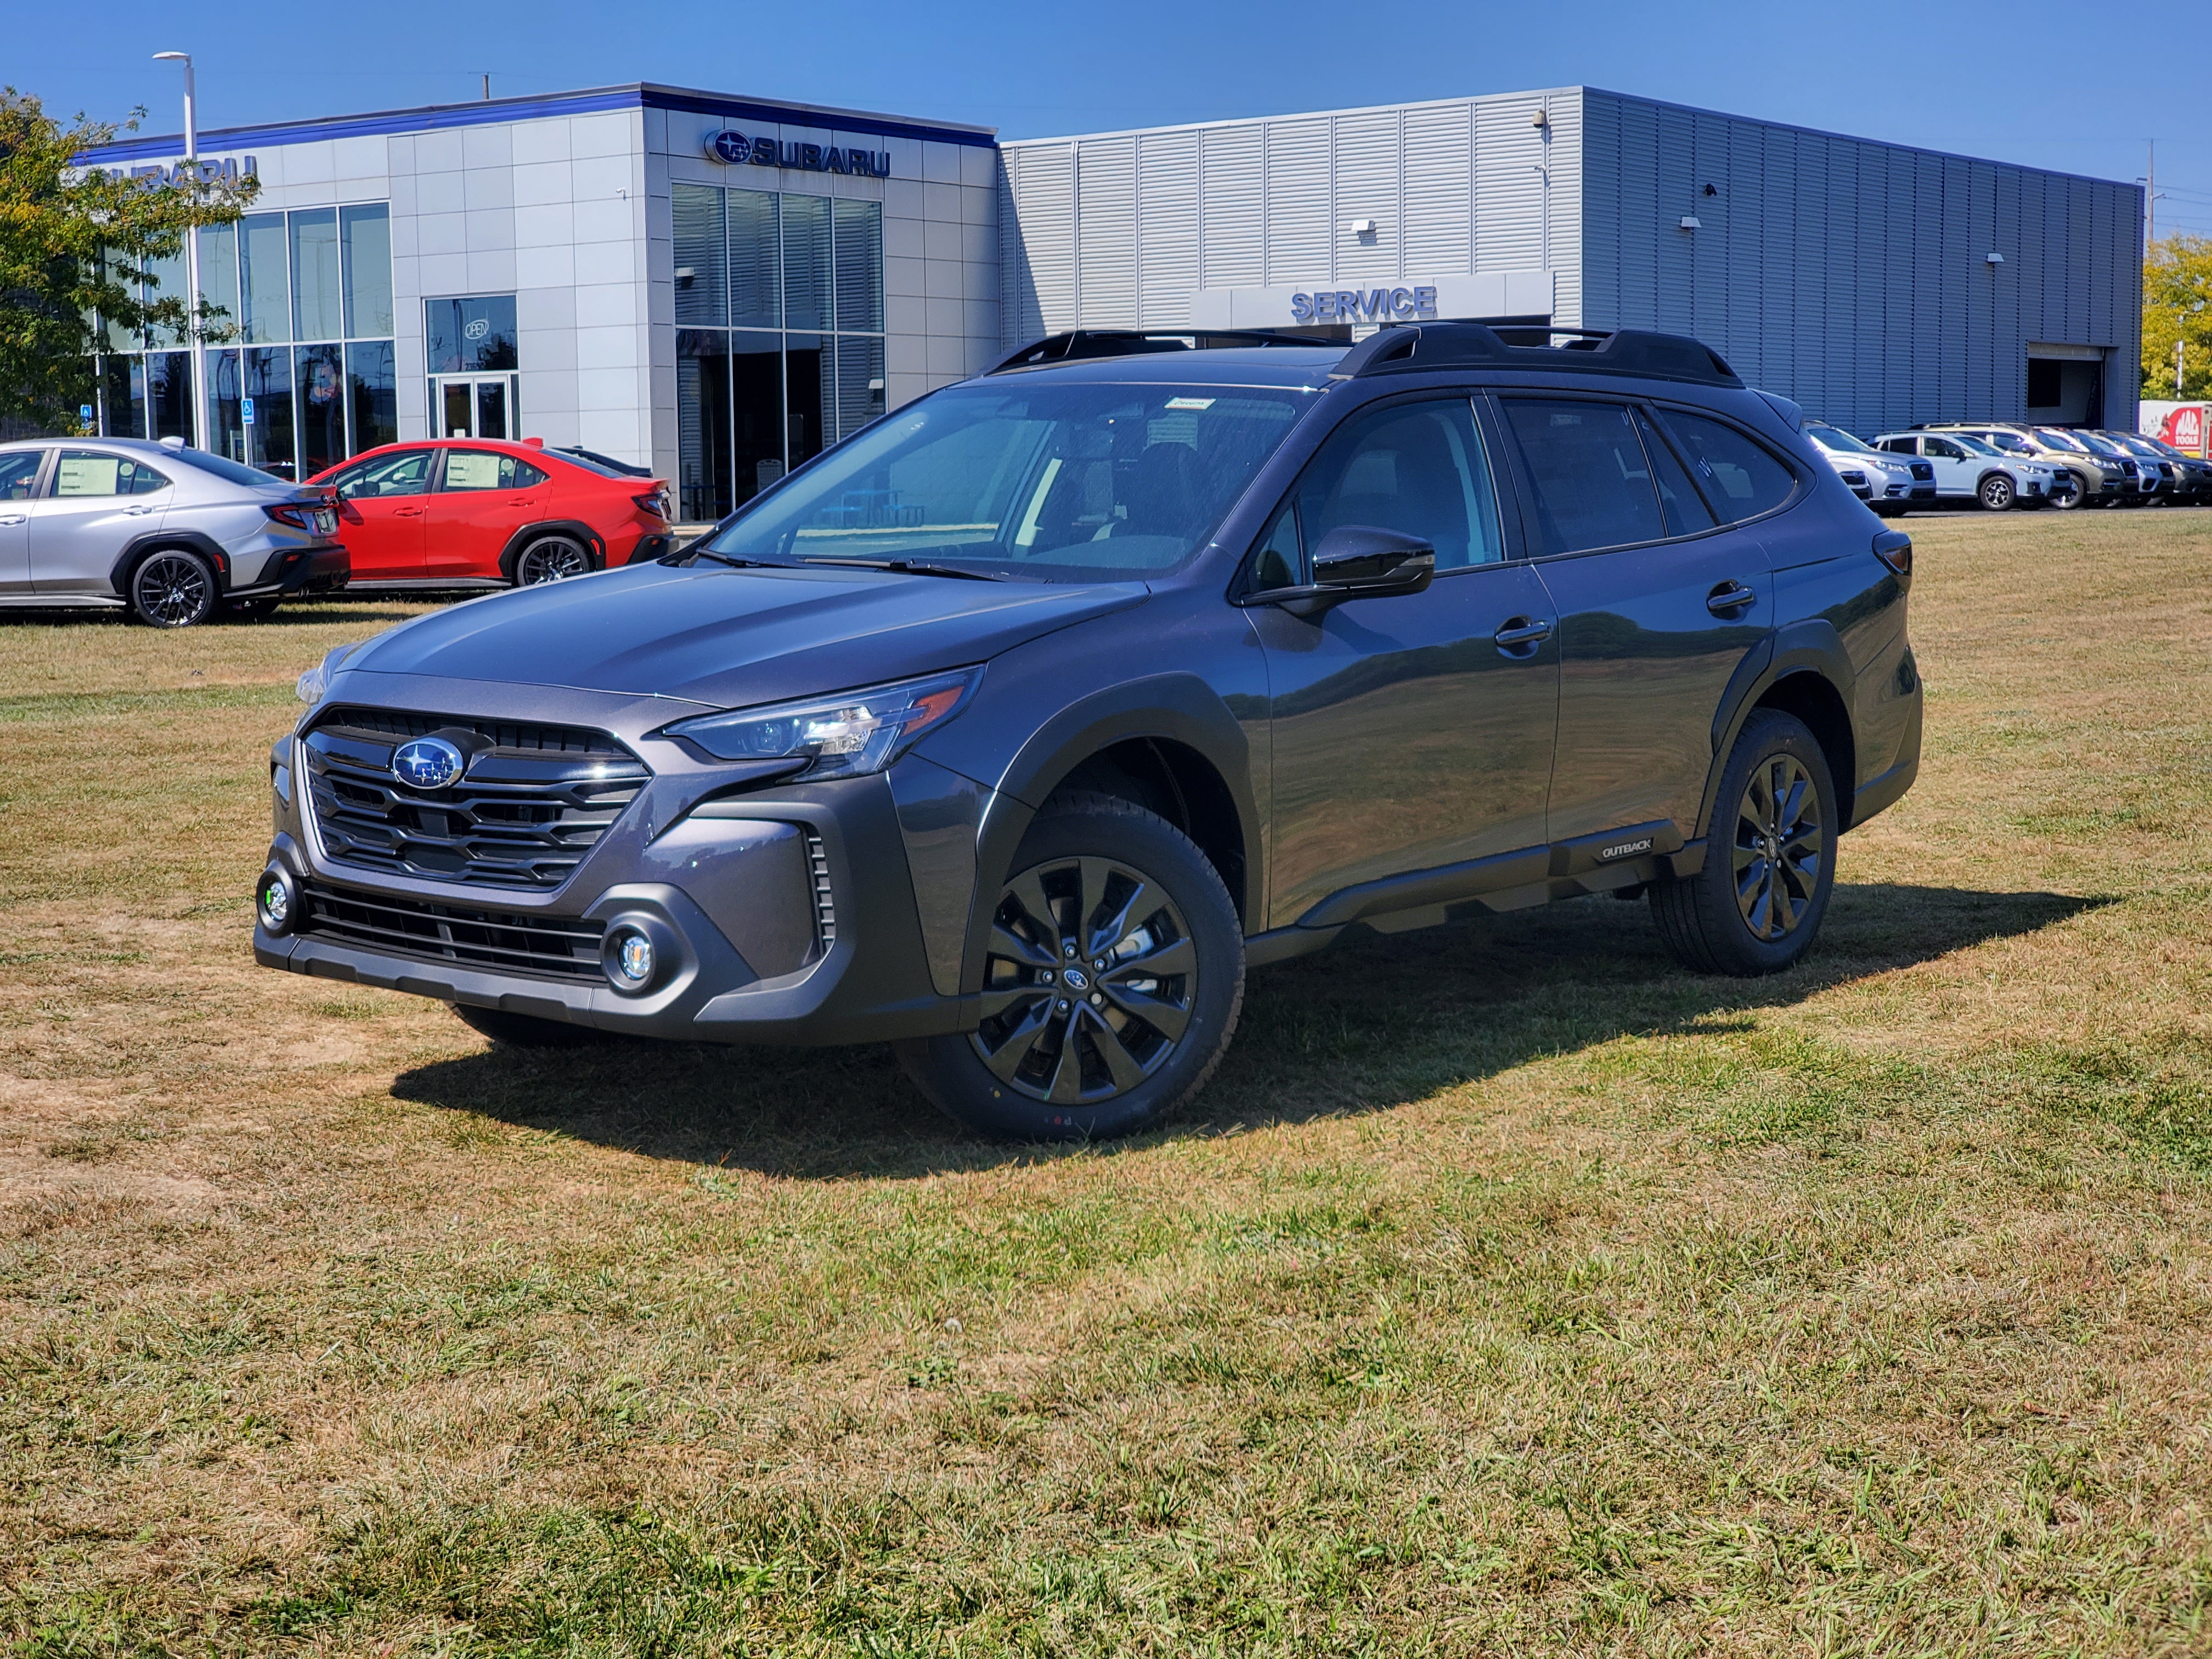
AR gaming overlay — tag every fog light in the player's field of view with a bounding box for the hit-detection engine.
[604,923,656,992]
[257,868,295,934]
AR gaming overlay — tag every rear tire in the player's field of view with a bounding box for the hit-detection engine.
[512,534,596,586]
[451,1003,605,1048]
[895,790,1244,1141]
[2050,472,2088,510]
[128,548,217,628]
[1649,710,1838,977]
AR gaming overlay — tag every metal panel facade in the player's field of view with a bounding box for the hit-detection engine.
[1578,87,2143,431]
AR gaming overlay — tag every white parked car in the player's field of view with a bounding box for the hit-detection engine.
[1802,421,1933,517]
[1872,430,2061,510]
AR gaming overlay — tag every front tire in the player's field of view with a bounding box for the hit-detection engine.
[512,534,596,586]
[896,791,1244,1141]
[1649,710,1838,977]
[1977,473,2016,511]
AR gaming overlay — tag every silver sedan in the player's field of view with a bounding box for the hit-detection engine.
[0,437,349,627]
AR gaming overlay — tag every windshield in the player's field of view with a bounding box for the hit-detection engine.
[696,380,1318,580]
[1805,422,1879,455]
[555,447,643,478]
[170,448,289,487]
[2075,432,2125,458]
[2036,427,2090,453]
[1978,431,2035,455]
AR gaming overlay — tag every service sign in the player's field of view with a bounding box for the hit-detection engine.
[1290,286,1440,324]
[706,130,891,179]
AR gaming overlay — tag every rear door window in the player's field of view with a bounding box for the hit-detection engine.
[52,452,170,497]
[1498,399,1664,555]
[441,450,546,491]
[1652,410,1797,523]
[1636,411,1716,537]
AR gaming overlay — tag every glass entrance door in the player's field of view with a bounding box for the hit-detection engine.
[431,375,516,439]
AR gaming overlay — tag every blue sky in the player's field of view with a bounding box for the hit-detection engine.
[14,1,2208,236]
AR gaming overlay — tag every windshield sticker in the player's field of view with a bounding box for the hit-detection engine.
[1164,397,1215,411]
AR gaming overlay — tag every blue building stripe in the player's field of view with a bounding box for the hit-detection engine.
[75,82,996,165]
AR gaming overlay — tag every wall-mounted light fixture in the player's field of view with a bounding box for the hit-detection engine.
[1985,252,2005,265]
[1531,108,1550,129]
[1679,215,1702,232]
[1350,218,1377,240]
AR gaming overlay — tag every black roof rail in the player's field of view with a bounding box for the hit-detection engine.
[986,329,1331,375]
[1330,322,1742,388]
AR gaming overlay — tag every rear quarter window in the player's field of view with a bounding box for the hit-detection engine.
[1655,410,1797,523]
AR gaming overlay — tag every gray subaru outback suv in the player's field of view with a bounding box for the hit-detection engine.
[0,437,348,625]
[256,324,1921,1139]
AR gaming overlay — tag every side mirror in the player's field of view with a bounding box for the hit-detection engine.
[1250,523,1437,617]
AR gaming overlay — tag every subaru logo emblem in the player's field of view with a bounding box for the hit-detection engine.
[392,736,465,790]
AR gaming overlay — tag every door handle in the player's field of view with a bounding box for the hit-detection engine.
[0,512,25,526]
[394,506,426,517]
[1493,616,1553,656]
[1706,580,1757,618]
[125,505,156,516]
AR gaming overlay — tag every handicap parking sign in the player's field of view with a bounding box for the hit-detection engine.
[242,396,256,426]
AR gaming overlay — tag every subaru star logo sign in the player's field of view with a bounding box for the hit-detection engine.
[392,736,466,790]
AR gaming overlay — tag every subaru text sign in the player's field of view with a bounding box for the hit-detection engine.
[1291,286,1438,324]
[706,130,891,179]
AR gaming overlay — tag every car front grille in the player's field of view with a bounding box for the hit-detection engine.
[301,705,651,889]
[1908,461,1935,481]
[296,881,606,981]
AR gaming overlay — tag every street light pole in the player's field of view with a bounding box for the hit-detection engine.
[153,52,204,450]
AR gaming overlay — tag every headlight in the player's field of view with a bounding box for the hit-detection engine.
[660,666,983,779]
[296,641,363,706]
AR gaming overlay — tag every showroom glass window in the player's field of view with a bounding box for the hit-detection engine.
[93,204,397,482]
[672,180,887,521]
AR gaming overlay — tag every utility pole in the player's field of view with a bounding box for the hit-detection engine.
[483,73,491,101]
[2178,336,2186,399]
[153,51,202,450]
[2148,140,2155,251]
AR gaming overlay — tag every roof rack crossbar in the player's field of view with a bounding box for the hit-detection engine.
[987,329,1329,375]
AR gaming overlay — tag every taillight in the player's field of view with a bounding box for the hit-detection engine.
[1872,529,1912,578]
[264,502,315,530]
[633,489,670,521]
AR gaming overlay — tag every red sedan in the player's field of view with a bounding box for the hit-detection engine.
[311,439,674,589]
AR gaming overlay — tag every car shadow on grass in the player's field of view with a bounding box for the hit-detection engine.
[386,882,2107,1180]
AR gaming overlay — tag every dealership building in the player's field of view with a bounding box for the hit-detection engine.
[78,81,2142,512]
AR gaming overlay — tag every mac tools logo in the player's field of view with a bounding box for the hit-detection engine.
[707,130,891,178]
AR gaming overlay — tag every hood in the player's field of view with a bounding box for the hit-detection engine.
[339,558,1150,710]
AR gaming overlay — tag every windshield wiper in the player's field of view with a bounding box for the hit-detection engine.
[798,557,1002,582]
[672,545,802,570]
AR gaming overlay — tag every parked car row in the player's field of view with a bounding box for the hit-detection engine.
[1797,416,2212,514]
[0,434,673,626]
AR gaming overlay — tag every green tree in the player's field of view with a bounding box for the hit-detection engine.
[2141,234,2212,401]
[0,88,255,431]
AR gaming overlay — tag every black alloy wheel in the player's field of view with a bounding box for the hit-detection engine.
[514,534,595,585]
[1977,473,2015,511]
[1731,752,1825,941]
[972,854,1197,1104]
[129,549,217,628]
[896,791,1243,1141]
[1648,709,1838,977]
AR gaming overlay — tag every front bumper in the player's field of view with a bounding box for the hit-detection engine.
[255,686,995,1045]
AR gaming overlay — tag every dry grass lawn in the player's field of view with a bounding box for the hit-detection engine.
[2,511,2209,1655]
